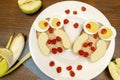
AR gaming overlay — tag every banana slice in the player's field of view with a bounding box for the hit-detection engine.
[38,32,50,55]
[108,62,120,80]
[73,33,88,53]
[54,29,71,49]
[90,40,107,62]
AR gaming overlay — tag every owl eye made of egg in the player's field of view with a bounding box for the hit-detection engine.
[35,17,63,32]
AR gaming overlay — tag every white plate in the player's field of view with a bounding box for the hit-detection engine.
[29,1,115,80]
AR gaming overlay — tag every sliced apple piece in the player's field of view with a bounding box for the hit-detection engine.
[38,32,50,55]
[90,40,107,62]
[108,62,120,80]
[73,33,88,53]
[54,29,71,49]
[18,0,42,14]
[115,58,120,69]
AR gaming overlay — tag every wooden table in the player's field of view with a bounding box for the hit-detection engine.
[0,0,120,80]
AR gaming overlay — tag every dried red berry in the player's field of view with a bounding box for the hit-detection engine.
[48,27,54,33]
[101,28,107,34]
[88,42,93,46]
[91,46,96,52]
[81,6,86,12]
[56,67,62,73]
[51,48,57,54]
[86,24,91,29]
[56,21,61,26]
[78,50,84,55]
[83,42,88,47]
[64,19,69,24]
[49,61,55,67]
[73,23,79,28]
[83,52,89,57]
[93,33,98,39]
[47,39,51,44]
[70,70,75,77]
[56,36,61,41]
[77,65,82,70]
[51,39,56,44]
[57,47,63,53]
[66,66,72,71]
[44,22,48,27]
[65,9,70,14]
[73,11,77,15]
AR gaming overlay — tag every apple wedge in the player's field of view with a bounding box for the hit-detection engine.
[73,33,88,53]
[38,32,50,55]
[108,62,120,80]
[115,58,120,68]
[18,0,42,14]
[90,40,107,62]
[54,29,71,49]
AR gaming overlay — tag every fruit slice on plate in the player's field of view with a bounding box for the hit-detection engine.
[83,21,99,34]
[35,19,49,32]
[54,29,71,49]
[98,26,116,41]
[18,0,42,14]
[108,62,120,80]
[38,32,50,55]
[49,17,63,29]
[73,33,89,53]
[90,40,107,62]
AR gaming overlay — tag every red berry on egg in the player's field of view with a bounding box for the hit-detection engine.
[86,24,91,29]
[56,21,61,26]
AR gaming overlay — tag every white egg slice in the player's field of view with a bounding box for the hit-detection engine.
[98,26,117,41]
[49,17,63,29]
[83,20,99,34]
[34,19,49,32]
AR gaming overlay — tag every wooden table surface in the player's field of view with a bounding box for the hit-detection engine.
[0,0,120,80]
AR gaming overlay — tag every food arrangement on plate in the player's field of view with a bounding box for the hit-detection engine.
[29,1,117,80]
[33,7,116,78]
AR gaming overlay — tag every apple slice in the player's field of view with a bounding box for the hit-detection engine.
[38,32,50,55]
[73,33,88,53]
[108,62,120,80]
[90,40,107,62]
[18,0,42,14]
[54,29,71,49]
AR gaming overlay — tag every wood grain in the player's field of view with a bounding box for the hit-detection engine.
[0,0,120,80]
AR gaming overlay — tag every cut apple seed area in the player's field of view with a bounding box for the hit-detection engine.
[17,0,42,14]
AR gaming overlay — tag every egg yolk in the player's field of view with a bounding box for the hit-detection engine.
[51,18,61,27]
[86,21,99,33]
[99,27,113,39]
[38,20,48,30]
